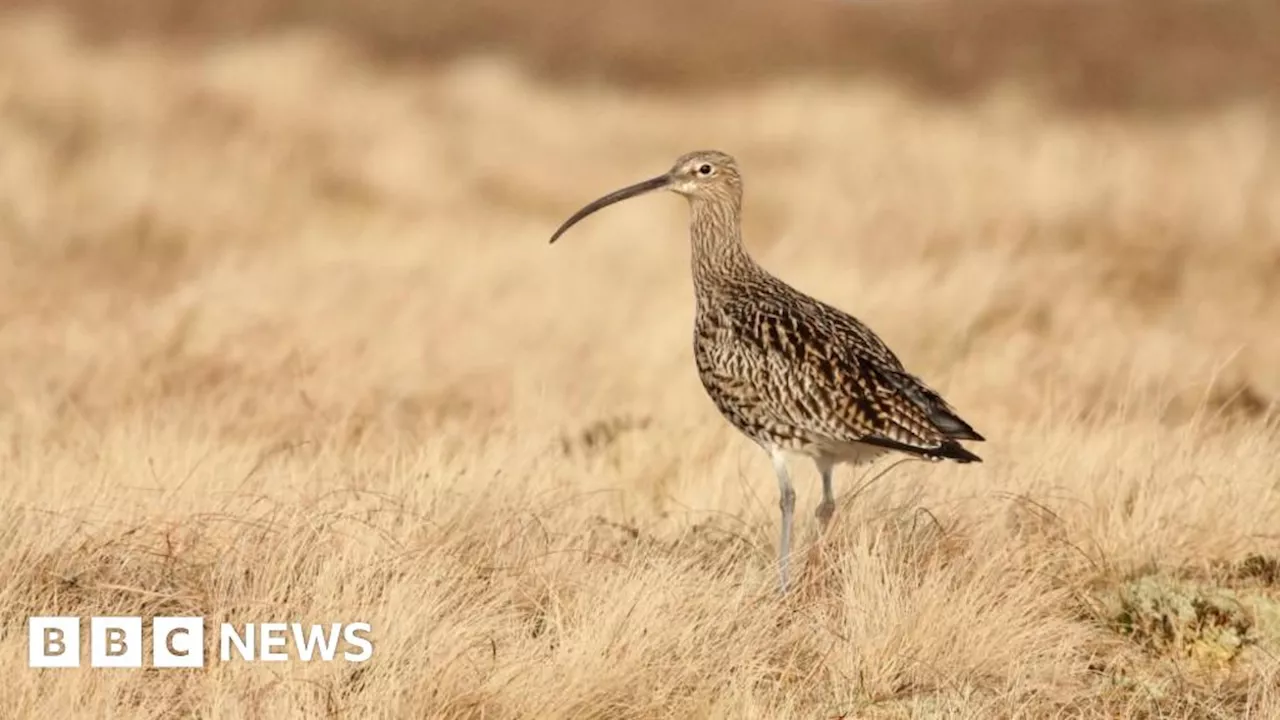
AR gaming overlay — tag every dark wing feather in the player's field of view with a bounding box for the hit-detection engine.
[758,289,985,462]
[841,353,984,463]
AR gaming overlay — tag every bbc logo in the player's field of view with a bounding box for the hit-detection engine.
[29,617,204,668]
[29,617,373,668]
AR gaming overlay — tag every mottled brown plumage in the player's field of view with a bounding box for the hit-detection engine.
[550,150,984,593]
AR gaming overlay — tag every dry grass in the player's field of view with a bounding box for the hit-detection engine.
[11,0,1280,114]
[1,7,1280,718]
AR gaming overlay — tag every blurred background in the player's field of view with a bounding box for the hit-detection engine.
[10,0,1280,111]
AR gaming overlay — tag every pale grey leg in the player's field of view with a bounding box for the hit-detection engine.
[770,448,795,594]
[815,457,835,533]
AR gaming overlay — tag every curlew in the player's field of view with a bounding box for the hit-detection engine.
[549,150,984,593]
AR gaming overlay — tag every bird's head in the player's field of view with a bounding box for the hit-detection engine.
[548,150,742,244]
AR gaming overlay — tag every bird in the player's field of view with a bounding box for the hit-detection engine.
[548,150,984,593]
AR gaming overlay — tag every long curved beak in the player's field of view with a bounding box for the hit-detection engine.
[548,174,671,244]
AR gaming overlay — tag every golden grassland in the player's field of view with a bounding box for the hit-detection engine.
[19,0,1280,113]
[1,9,1279,718]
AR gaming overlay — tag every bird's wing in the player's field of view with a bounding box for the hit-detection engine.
[741,299,983,462]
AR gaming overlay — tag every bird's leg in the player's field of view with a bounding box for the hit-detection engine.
[770,448,796,594]
[815,458,835,533]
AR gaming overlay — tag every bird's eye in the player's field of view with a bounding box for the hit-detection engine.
[697,164,713,176]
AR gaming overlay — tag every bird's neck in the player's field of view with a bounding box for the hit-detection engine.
[689,196,756,291]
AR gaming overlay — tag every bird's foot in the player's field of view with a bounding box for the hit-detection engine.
[815,500,835,533]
